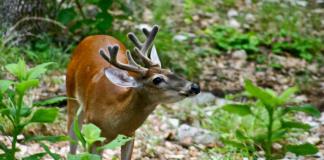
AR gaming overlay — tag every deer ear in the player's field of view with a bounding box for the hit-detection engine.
[150,45,161,67]
[104,67,140,88]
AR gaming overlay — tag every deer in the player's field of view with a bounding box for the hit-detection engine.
[66,25,200,160]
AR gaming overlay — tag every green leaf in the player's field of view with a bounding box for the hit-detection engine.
[29,108,59,123]
[244,80,279,109]
[221,138,245,148]
[57,8,77,25]
[0,124,4,133]
[222,104,252,116]
[40,143,61,160]
[25,135,70,143]
[286,143,318,156]
[97,135,132,151]
[0,140,9,152]
[16,79,39,95]
[72,109,86,148]
[20,106,32,117]
[95,12,113,32]
[97,0,113,11]
[33,96,67,107]
[22,153,47,160]
[282,121,311,131]
[287,104,321,118]
[67,153,101,160]
[81,123,106,146]
[5,59,27,80]
[271,129,287,142]
[235,129,248,140]
[0,108,10,116]
[279,86,298,104]
[27,62,53,80]
[0,80,13,94]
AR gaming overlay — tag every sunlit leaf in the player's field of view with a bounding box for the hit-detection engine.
[97,135,132,151]
[73,108,86,148]
[22,152,46,160]
[282,121,311,131]
[16,79,39,95]
[27,62,53,80]
[81,123,106,147]
[67,153,101,160]
[222,104,252,116]
[279,86,298,104]
[244,79,278,109]
[33,96,67,107]
[286,143,318,156]
[5,59,27,81]
[40,143,61,160]
[25,135,70,143]
[0,80,13,94]
[29,108,59,123]
[287,104,321,118]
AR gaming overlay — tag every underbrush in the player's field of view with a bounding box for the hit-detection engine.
[201,81,320,159]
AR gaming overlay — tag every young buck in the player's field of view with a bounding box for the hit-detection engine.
[66,25,200,159]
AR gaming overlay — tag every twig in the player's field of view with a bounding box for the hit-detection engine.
[6,16,66,36]
[75,0,86,20]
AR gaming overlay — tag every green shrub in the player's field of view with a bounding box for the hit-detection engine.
[206,80,320,159]
[263,29,322,61]
[205,25,260,54]
[0,59,68,159]
[56,0,114,36]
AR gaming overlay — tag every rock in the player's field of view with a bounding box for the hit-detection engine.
[283,152,297,160]
[245,13,255,23]
[232,50,247,60]
[176,124,219,147]
[168,118,180,128]
[295,0,307,7]
[228,18,240,28]
[306,136,320,144]
[190,92,216,105]
[173,34,187,42]
[307,64,318,73]
[273,143,282,150]
[227,9,238,17]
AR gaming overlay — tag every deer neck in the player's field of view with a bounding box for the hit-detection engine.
[125,89,158,114]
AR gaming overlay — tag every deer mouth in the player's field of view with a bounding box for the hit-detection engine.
[179,91,190,97]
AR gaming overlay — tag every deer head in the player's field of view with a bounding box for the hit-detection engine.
[99,25,200,104]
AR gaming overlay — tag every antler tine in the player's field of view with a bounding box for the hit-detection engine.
[99,45,147,75]
[126,50,142,68]
[127,25,160,67]
[133,47,154,66]
[141,25,159,57]
[127,33,142,49]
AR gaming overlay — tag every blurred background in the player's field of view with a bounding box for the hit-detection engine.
[0,0,324,159]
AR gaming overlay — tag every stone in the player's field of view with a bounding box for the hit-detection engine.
[176,124,219,146]
[232,50,247,60]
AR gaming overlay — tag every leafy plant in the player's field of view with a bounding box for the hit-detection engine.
[263,29,322,61]
[0,59,68,159]
[68,108,132,160]
[211,80,320,159]
[205,25,260,54]
[56,0,114,36]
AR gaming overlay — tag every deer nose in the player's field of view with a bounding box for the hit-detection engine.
[190,83,200,95]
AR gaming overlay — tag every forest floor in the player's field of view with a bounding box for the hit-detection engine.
[1,51,323,159]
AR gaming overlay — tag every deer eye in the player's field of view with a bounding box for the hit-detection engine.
[152,77,163,85]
